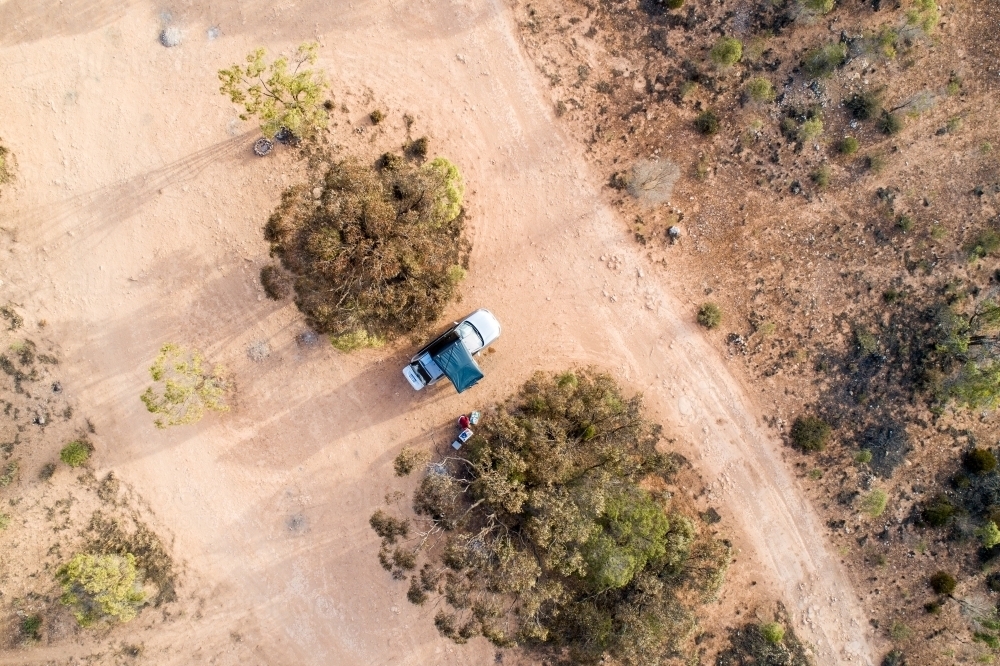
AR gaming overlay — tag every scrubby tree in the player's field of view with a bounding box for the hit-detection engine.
[710,37,743,66]
[928,291,1000,409]
[140,344,230,428]
[219,42,328,139]
[56,553,145,626]
[265,153,468,347]
[790,415,831,451]
[370,370,730,663]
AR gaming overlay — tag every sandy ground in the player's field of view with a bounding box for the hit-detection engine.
[0,0,876,663]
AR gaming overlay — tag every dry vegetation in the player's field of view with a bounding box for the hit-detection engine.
[514,0,1000,661]
[0,306,177,650]
[373,370,730,664]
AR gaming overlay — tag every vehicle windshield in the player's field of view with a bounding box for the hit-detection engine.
[458,322,484,353]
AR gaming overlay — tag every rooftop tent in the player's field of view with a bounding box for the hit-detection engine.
[432,340,484,393]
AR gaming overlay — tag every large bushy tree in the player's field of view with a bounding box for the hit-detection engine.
[265,154,468,347]
[56,553,145,626]
[373,370,730,664]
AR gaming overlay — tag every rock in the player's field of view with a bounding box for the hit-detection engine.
[159,26,183,47]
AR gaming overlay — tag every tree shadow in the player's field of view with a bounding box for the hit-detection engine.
[10,131,256,251]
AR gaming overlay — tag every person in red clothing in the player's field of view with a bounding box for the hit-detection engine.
[458,415,470,429]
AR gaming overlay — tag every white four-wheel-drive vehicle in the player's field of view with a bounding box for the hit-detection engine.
[402,309,501,393]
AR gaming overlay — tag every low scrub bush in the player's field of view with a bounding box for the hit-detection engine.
[845,92,880,120]
[923,494,955,526]
[20,614,42,641]
[60,440,92,467]
[369,109,385,125]
[965,448,998,474]
[0,143,11,188]
[56,553,145,626]
[695,110,720,135]
[803,42,847,78]
[799,117,824,142]
[697,302,723,329]
[811,164,831,188]
[405,136,430,159]
[761,621,785,643]
[966,229,1000,261]
[929,570,956,595]
[710,37,743,66]
[862,489,888,517]
[800,0,835,13]
[878,110,904,135]
[839,136,859,154]
[790,416,831,452]
[746,77,776,103]
[140,344,230,428]
[977,521,1000,548]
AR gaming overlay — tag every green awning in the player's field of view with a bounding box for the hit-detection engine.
[432,341,484,393]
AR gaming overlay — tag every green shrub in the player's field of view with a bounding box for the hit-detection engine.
[665,0,684,7]
[907,0,939,33]
[140,344,230,429]
[965,448,998,474]
[889,622,911,641]
[56,553,146,626]
[20,614,42,641]
[896,215,914,233]
[923,494,955,526]
[866,153,887,173]
[369,109,385,125]
[966,229,1000,261]
[0,513,9,530]
[875,28,899,58]
[845,92,881,120]
[746,77,776,103]
[862,489,888,517]
[799,117,824,142]
[761,621,785,643]
[695,110,720,135]
[60,440,91,468]
[804,42,847,78]
[0,460,17,487]
[839,136,859,154]
[855,449,873,464]
[977,521,1000,549]
[710,37,743,66]
[929,570,956,595]
[259,264,292,300]
[878,110,904,135]
[697,302,722,329]
[790,416,831,452]
[811,164,831,188]
[800,0,835,13]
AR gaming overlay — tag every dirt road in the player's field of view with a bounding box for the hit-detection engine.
[0,0,874,663]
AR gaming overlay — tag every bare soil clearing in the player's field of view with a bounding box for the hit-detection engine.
[1,0,871,664]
